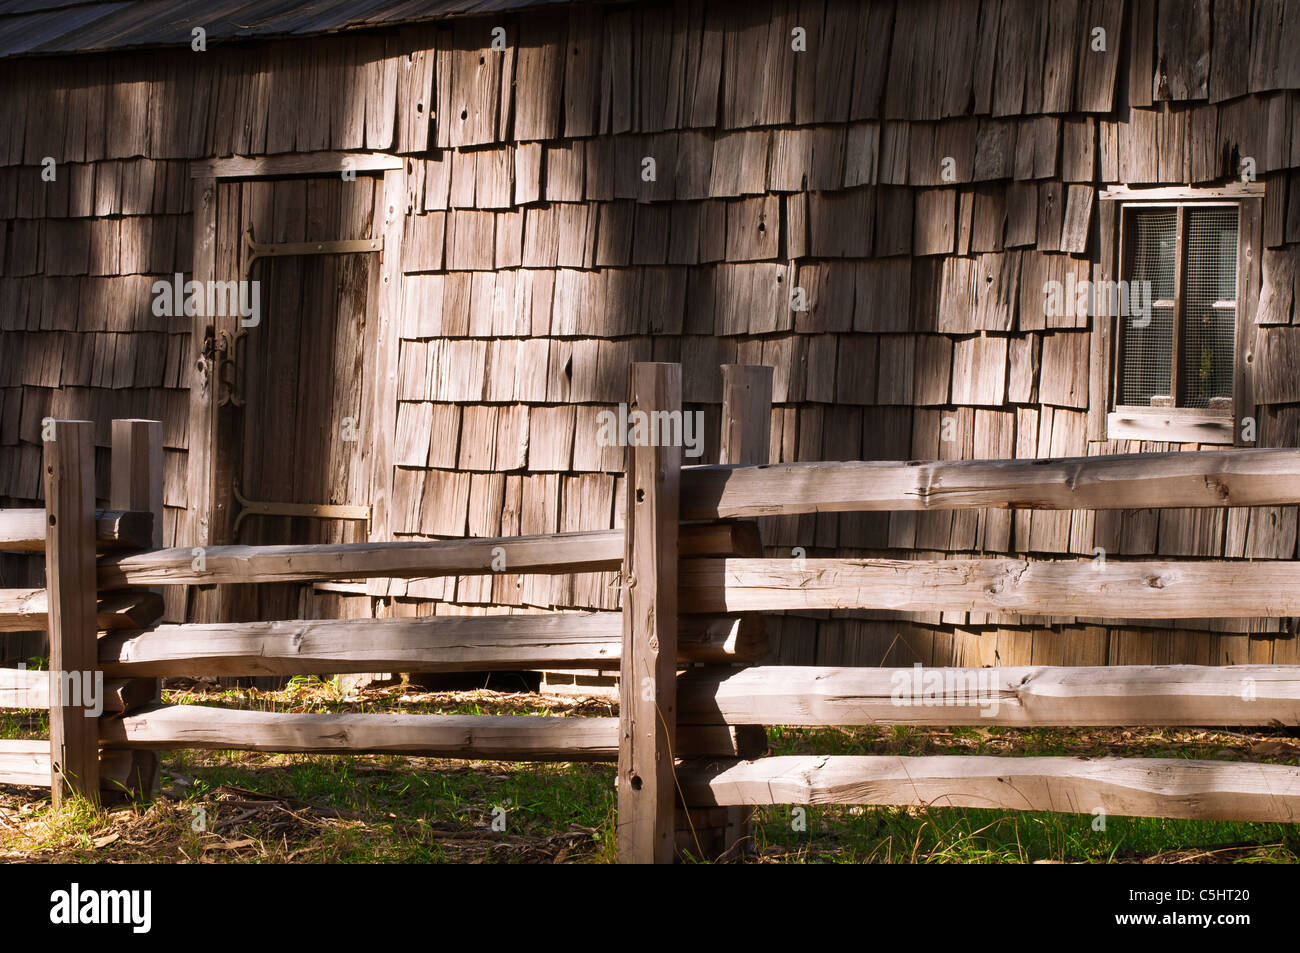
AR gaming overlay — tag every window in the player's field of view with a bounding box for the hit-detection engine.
[1104,187,1257,445]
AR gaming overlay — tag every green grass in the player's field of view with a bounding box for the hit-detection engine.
[2,684,1297,863]
[0,709,46,739]
[744,723,1300,863]
[752,805,1299,864]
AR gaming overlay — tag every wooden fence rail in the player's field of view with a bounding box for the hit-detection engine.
[0,509,154,552]
[0,739,194,793]
[0,405,764,814]
[679,556,1300,617]
[96,521,752,587]
[641,364,1300,859]
[0,589,164,632]
[678,665,1300,727]
[97,705,751,762]
[95,613,765,677]
[4,367,1300,862]
[678,756,1300,824]
[0,740,51,788]
[680,449,1300,520]
[0,670,152,714]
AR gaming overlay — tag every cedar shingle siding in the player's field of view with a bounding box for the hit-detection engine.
[1,0,1298,668]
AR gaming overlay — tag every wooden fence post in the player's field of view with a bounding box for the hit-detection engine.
[718,365,772,849]
[678,365,773,859]
[44,420,99,806]
[107,419,164,800]
[619,363,682,864]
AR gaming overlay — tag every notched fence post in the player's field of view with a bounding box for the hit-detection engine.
[618,363,681,864]
[104,419,164,802]
[676,364,773,861]
[44,420,99,806]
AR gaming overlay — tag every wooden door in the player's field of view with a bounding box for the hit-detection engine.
[214,176,382,626]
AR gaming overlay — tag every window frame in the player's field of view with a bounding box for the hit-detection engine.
[1098,184,1262,446]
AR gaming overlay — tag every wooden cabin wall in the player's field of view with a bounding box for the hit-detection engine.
[0,0,1298,665]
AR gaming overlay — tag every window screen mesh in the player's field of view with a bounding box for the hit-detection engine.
[1120,208,1176,406]
[1182,207,1238,408]
[1119,205,1238,409]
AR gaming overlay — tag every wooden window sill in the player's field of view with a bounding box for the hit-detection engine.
[1107,407,1234,444]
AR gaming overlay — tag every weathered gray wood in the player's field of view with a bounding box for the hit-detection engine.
[1089,203,1117,441]
[679,521,764,558]
[679,664,1300,727]
[677,614,768,663]
[364,165,407,598]
[101,705,618,760]
[0,667,47,709]
[1235,197,1262,446]
[98,612,763,678]
[1099,184,1263,200]
[679,557,1300,618]
[99,613,612,677]
[99,522,755,587]
[1106,410,1234,444]
[680,449,1300,520]
[679,755,1300,823]
[110,421,163,549]
[93,590,166,630]
[678,724,768,760]
[100,531,625,587]
[108,418,164,801]
[0,743,138,790]
[0,509,153,552]
[183,175,217,622]
[620,363,681,864]
[101,679,159,715]
[2,671,154,713]
[0,740,52,787]
[96,704,739,763]
[0,588,164,632]
[720,365,773,465]
[190,152,402,179]
[44,420,99,805]
[693,363,774,860]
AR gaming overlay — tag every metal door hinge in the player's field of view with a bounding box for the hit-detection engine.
[216,329,247,407]
[232,484,371,538]
[244,228,382,275]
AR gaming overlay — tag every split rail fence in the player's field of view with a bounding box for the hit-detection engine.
[3,363,1300,864]
[626,362,1300,863]
[0,402,766,812]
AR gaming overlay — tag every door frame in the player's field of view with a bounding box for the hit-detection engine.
[185,152,405,622]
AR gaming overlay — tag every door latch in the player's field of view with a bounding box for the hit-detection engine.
[216,329,247,408]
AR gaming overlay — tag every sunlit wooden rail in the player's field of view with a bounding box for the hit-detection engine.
[4,370,1300,862]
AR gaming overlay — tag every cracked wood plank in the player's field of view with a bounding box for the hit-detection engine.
[679,557,1300,618]
[97,612,763,677]
[678,664,1300,726]
[0,508,153,552]
[679,755,1300,822]
[680,449,1300,520]
[100,706,741,762]
[0,588,164,632]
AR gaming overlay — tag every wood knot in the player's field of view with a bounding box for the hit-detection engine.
[1204,477,1230,501]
